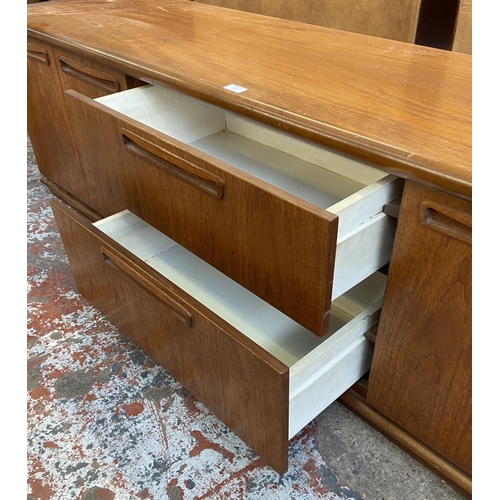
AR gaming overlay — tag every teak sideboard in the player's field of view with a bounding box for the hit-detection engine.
[27,0,472,496]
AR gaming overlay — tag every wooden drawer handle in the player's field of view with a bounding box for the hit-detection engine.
[419,201,471,245]
[59,56,121,93]
[27,43,49,65]
[101,246,193,328]
[122,129,225,199]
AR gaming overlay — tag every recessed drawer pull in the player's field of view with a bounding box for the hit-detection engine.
[121,129,225,199]
[27,43,49,65]
[101,246,193,327]
[59,56,121,93]
[419,201,472,245]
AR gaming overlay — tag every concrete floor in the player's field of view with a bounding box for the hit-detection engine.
[27,137,466,499]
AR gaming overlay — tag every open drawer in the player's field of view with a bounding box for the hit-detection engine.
[51,200,387,474]
[65,84,401,336]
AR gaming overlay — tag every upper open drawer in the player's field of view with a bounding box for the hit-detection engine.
[65,84,402,336]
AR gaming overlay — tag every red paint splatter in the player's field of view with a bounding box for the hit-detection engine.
[43,441,60,449]
[29,386,51,400]
[195,458,266,500]
[122,402,144,416]
[46,368,67,380]
[29,455,46,475]
[71,442,85,460]
[182,394,202,417]
[27,334,38,344]
[72,350,88,364]
[137,487,152,499]
[28,478,55,500]
[189,430,235,463]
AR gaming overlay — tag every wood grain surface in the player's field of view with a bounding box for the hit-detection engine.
[64,89,338,337]
[52,47,135,217]
[27,37,92,206]
[27,0,472,199]
[40,176,103,223]
[51,199,290,474]
[366,181,471,474]
[452,0,472,55]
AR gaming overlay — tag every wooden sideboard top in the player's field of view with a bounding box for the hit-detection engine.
[27,0,472,199]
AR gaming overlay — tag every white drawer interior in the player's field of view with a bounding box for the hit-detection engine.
[95,210,387,439]
[97,85,402,236]
[97,84,401,300]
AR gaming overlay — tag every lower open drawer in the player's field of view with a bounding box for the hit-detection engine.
[51,200,387,474]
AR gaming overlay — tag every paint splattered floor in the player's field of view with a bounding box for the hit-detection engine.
[27,136,466,500]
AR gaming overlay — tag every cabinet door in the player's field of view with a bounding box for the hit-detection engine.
[27,37,91,205]
[53,48,129,99]
[366,181,471,474]
[53,47,138,216]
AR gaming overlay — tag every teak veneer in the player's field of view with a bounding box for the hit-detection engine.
[27,0,472,495]
[27,0,471,198]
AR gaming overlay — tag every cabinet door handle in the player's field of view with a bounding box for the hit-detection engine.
[101,246,193,328]
[59,56,121,93]
[419,201,472,245]
[121,129,225,200]
[27,43,49,65]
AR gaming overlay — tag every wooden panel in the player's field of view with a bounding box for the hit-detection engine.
[50,199,290,474]
[27,38,138,217]
[27,37,91,206]
[40,176,103,223]
[53,47,133,217]
[194,0,422,43]
[53,48,133,99]
[65,89,338,337]
[452,0,472,55]
[366,181,471,474]
[27,0,472,199]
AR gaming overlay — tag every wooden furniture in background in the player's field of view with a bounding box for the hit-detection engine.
[453,0,473,54]
[194,0,471,53]
[194,0,422,43]
[27,0,472,495]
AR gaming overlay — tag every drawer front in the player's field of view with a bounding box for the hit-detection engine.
[50,200,290,474]
[65,90,338,337]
